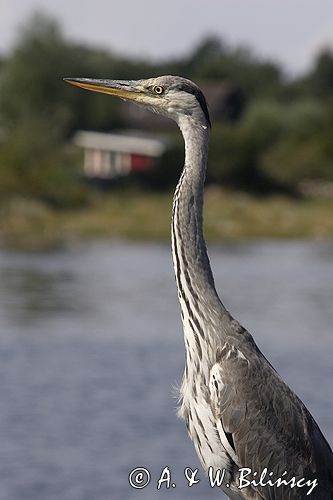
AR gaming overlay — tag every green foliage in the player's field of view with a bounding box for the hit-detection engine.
[209,124,258,186]
[181,36,283,100]
[307,49,333,99]
[0,11,333,209]
[0,116,87,207]
[0,12,126,207]
[0,12,129,135]
[146,138,184,189]
[261,138,331,187]
[208,98,333,190]
[256,99,333,187]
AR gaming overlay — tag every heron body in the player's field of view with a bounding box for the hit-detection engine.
[65,75,333,499]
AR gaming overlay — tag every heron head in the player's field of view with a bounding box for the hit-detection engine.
[64,75,211,129]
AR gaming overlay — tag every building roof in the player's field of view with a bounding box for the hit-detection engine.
[74,130,167,157]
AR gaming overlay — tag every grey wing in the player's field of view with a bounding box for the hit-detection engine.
[209,325,333,500]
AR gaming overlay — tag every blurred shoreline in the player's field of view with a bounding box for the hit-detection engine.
[1,188,333,250]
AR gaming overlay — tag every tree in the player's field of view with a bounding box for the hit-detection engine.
[0,13,94,206]
[0,12,155,205]
[308,49,333,98]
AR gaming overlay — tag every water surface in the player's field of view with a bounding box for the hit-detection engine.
[0,240,332,500]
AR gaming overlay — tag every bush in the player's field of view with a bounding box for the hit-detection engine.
[257,100,333,188]
[261,137,333,187]
[0,122,88,208]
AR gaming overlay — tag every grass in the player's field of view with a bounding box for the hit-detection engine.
[1,188,333,249]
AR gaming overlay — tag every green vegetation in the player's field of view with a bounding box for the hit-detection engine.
[1,190,333,249]
[0,12,333,247]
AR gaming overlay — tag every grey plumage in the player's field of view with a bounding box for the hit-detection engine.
[65,75,333,499]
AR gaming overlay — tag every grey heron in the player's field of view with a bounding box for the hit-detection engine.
[64,75,333,499]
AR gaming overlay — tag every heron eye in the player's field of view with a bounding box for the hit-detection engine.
[153,85,164,95]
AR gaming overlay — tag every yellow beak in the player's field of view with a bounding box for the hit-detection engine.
[63,78,144,102]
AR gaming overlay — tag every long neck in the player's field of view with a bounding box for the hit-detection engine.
[171,117,226,332]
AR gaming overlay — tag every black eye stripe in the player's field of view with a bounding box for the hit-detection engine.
[174,83,211,127]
